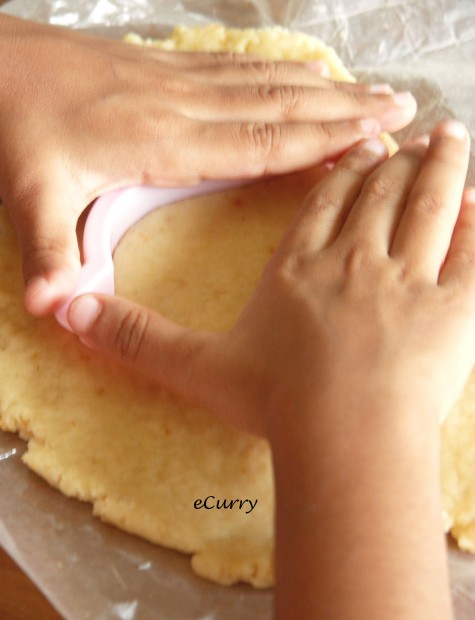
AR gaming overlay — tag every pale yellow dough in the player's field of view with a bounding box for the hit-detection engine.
[0,170,324,588]
[125,24,355,76]
[1,25,469,589]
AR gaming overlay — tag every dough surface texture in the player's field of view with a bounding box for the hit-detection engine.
[0,169,319,587]
[0,25,470,588]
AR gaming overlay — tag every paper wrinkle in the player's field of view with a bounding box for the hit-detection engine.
[0,447,17,461]
[0,1,474,619]
[111,601,139,620]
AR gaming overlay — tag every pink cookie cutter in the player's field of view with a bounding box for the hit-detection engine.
[55,180,249,331]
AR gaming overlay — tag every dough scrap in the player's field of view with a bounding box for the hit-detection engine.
[1,25,471,589]
[125,24,355,77]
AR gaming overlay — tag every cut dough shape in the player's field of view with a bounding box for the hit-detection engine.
[1,25,470,589]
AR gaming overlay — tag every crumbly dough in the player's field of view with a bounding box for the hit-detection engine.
[1,25,469,588]
[440,379,475,542]
[125,24,355,77]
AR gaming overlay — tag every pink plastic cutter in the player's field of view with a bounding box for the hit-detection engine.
[55,181,248,331]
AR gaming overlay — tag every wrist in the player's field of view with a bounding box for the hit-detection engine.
[266,383,441,463]
[269,386,448,620]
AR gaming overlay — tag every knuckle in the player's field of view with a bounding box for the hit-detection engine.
[312,189,338,212]
[257,83,301,118]
[113,308,150,362]
[339,143,386,175]
[305,189,342,222]
[239,122,283,160]
[209,51,246,65]
[281,253,303,279]
[342,245,374,276]
[275,251,310,285]
[246,60,278,83]
[394,260,411,283]
[411,189,445,216]
[157,72,194,98]
[316,122,338,143]
[361,175,398,201]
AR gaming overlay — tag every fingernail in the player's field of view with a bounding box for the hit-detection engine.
[441,120,467,141]
[393,91,416,107]
[305,60,330,77]
[359,118,381,135]
[68,295,102,334]
[368,83,393,94]
[361,137,388,156]
[378,94,417,133]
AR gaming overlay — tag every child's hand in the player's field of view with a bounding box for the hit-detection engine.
[0,14,416,316]
[68,119,471,620]
[68,120,474,436]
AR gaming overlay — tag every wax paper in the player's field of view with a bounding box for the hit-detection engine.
[0,0,475,618]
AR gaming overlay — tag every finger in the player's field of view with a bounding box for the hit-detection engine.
[390,121,471,280]
[89,31,263,66]
[143,116,383,181]
[108,34,393,95]
[439,189,475,288]
[120,40,392,94]
[168,85,416,133]
[142,47,264,67]
[279,137,388,254]
[67,293,216,411]
[186,59,392,92]
[338,136,429,250]
[187,60,332,85]
[4,183,82,316]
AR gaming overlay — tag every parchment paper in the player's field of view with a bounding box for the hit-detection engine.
[0,1,474,618]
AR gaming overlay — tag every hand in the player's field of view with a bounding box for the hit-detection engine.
[67,119,474,437]
[0,14,417,317]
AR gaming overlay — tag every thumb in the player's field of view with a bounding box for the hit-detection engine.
[67,294,217,406]
[4,184,82,316]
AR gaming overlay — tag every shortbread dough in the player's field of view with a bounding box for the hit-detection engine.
[0,170,323,588]
[0,25,470,588]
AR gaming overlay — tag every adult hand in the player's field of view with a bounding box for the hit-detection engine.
[0,14,416,316]
[67,120,474,436]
